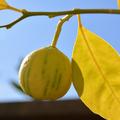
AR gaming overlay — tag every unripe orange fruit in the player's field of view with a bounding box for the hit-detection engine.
[19,46,72,100]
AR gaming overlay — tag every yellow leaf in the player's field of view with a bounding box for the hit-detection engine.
[0,0,21,12]
[118,0,120,9]
[72,15,120,120]
[0,0,9,10]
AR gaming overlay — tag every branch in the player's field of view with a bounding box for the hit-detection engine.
[0,8,120,29]
[0,9,28,29]
[27,9,120,17]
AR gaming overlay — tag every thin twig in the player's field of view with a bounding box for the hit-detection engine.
[0,15,27,29]
[0,9,28,29]
[0,8,120,29]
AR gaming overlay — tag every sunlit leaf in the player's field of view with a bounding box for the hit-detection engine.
[0,0,22,14]
[0,0,9,10]
[72,15,120,120]
[118,0,120,9]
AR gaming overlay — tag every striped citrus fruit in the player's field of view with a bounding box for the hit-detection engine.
[19,46,71,100]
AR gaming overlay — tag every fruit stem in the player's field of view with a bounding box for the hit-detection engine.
[51,14,73,47]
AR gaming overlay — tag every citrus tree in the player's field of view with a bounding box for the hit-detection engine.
[0,0,120,119]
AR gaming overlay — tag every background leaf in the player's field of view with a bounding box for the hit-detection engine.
[11,81,24,93]
[72,15,120,120]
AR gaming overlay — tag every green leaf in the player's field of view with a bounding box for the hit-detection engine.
[0,0,9,10]
[11,81,24,93]
[72,15,120,120]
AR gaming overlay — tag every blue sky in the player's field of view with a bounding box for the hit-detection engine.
[0,0,120,102]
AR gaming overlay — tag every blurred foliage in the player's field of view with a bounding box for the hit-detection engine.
[11,58,25,94]
[11,81,23,93]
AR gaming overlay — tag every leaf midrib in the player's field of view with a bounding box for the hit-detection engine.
[79,25,120,105]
